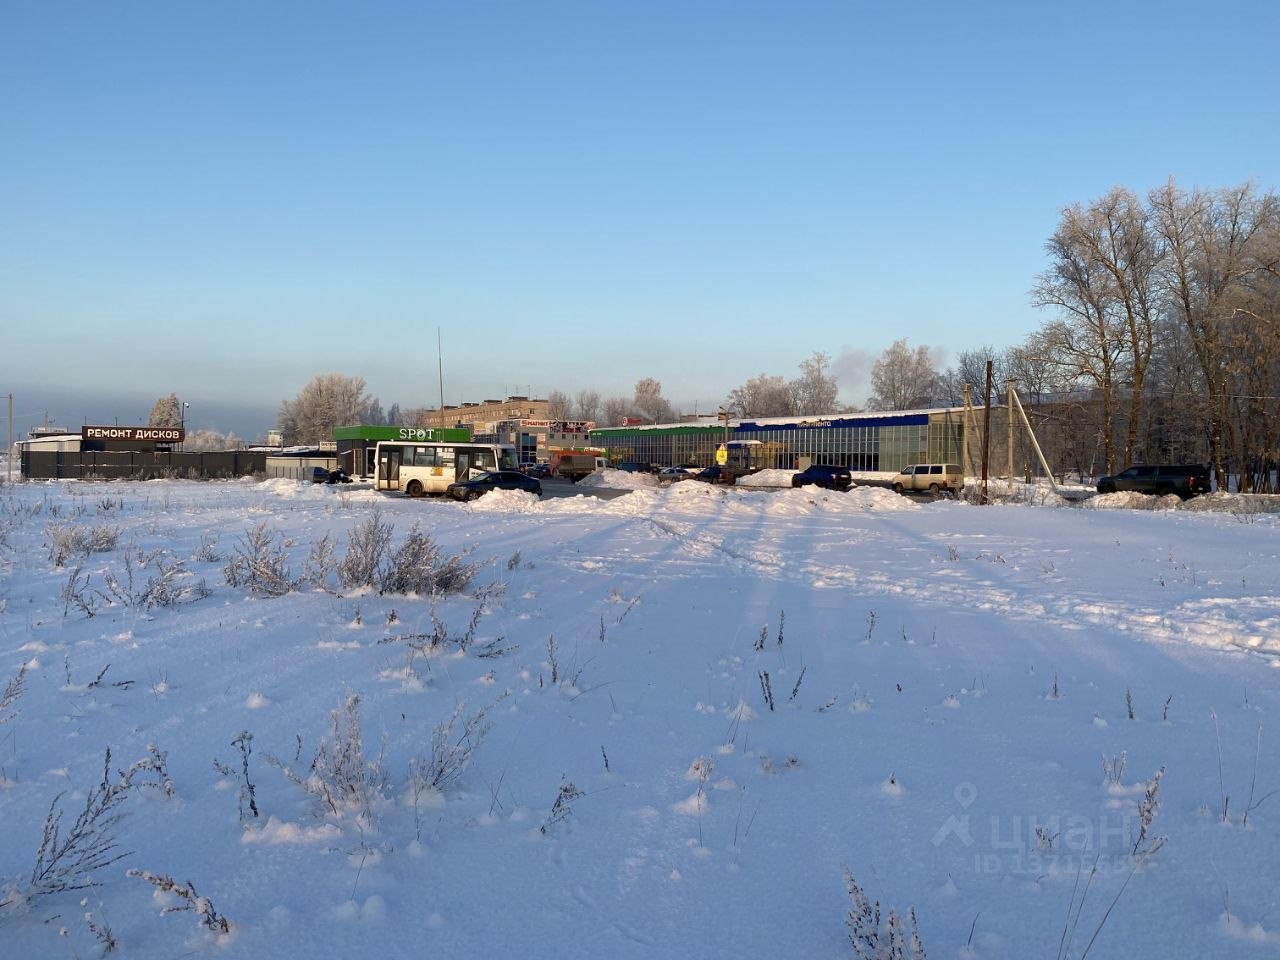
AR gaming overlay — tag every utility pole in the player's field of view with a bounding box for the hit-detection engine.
[6,393,12,484]
[437,327,445,433]
[1007,378,1015,487]
[981,360,993,504]
[717,407,732,467]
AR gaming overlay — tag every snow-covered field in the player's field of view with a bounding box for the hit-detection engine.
[1,477,1278,959]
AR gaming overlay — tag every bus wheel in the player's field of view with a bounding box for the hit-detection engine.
[406,480,424,498]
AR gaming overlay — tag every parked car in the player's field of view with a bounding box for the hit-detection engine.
[659,466,699,479]
[445,470,542,501]
[311,467,353,484]
[1096,464,1211,499]
[616,461,656,473]
[791,464,853,492]
[892,463,964,495]
[690,465,737,485]
[521,463,550,479]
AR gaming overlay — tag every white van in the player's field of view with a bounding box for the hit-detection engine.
[892,463,964,495]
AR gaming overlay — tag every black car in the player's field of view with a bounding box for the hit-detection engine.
[446,470,542,501]
[690,465,737,485]
[1096,464,1211,499]
[791,464,853,492]
[521,463,550,479]
[311,467,353,484]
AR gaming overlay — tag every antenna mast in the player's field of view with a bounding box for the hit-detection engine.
[437,328,445,430]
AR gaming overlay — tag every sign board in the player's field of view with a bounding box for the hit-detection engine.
[519,419,596,432]
[82,426,184,443]
[332,425,472,443]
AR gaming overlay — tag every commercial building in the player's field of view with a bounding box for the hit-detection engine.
[407,396,593,465]
[17,426,265,480]
[590,408,979,474]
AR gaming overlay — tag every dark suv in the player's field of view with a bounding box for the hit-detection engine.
[1096,464,1211,499]
[791,464,853,492]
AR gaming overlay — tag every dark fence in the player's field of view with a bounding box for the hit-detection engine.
[21,450,268,481]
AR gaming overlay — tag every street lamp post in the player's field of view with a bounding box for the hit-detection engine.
[717,407,732,468]
[180,401,189,450]
[5,392,11,484]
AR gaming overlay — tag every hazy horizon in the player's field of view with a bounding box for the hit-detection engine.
[5,2,1276,426]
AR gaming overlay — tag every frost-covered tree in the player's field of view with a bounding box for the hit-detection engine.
[277,374,381,445]
[789,351,839,415]
[599,396,635,427]
[182,429,242,452]
[727,373,793,417]
[148,393,183,428]
[545,390,572,421]
[633,378,674,423]
[867,339,939,410]
[574,389,601,425]
[936,346,1009,407]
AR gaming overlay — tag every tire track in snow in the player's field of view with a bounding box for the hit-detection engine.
[633,504,1280,661]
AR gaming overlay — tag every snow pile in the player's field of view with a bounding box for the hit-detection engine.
[575,468,662,490]
[1085,491,1183,510]
[737,469,795,487]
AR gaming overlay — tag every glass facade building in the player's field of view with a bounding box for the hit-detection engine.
[591,409,966,473]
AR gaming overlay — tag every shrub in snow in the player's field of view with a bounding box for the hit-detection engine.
[223,522,294,596]
[60,563,102,619]
[103,548,209,609]
[379,524,480,596]
[127,869,231,934]
[419,544,483,596]
[843,867,926,960]
[46,522,120,568]
[120,744,175,799]
[339,511,393,591]
[1100,752,1127,787]
[269,692,387,823]
[301,532,338,591]
[540,778,584,834]
[406,698,500,838]
[336,513,483,597]
[412,699,496,793]
[6,749,146,909]
[1130,766,1166,856]
[213,731,260,822]
[0,663,28,726]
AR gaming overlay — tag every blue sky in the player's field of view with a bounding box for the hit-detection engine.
[3,1,1277,438]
